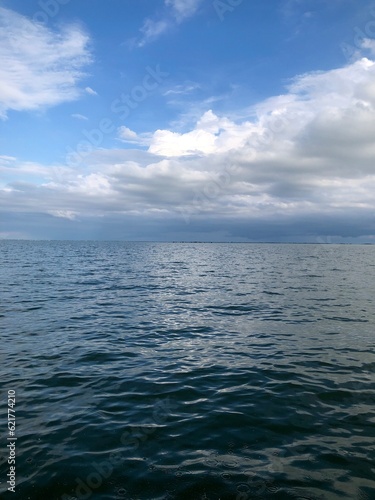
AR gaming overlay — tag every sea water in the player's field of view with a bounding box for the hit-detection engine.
[1,241,374,499]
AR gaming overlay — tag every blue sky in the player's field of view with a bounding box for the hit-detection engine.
[1,0,375,241]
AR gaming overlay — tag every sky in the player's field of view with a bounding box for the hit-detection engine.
[1,0,375,242]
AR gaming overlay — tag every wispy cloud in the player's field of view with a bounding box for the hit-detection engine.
[85,86,98,96]
[47,210,78,220]
[0,7,92,119]
[72,113,89,121]
[138,19,170,46]
[136,0,203,47]
[163,83,201,96]
[118,126,151,146]
[165,0,203,22]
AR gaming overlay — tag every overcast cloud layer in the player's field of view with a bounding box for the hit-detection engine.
[1,3,375,241]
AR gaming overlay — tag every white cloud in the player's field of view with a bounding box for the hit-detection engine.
[48,210,78,220]
[138,19,170,46]
[118,126,139,142]
[0,155,17,164]
[0,7,92,119]
[85,87,98,96]
[165,0,203,22]
[136,0,203,46]
[163,83,200,96]
[149,110,257,156]
[2,53,375,240]
[72,113,89,121]
[118,126,152,146]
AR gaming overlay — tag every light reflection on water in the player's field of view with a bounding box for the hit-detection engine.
[0,241,374,499]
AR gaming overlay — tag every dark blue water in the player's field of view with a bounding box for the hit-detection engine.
[1,242,375,500]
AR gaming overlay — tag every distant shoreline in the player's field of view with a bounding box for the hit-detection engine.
[1,240,374,245]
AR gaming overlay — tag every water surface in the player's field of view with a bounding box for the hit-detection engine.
[1,242,374,499]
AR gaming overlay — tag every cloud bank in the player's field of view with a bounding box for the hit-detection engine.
[1,52,375,240]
